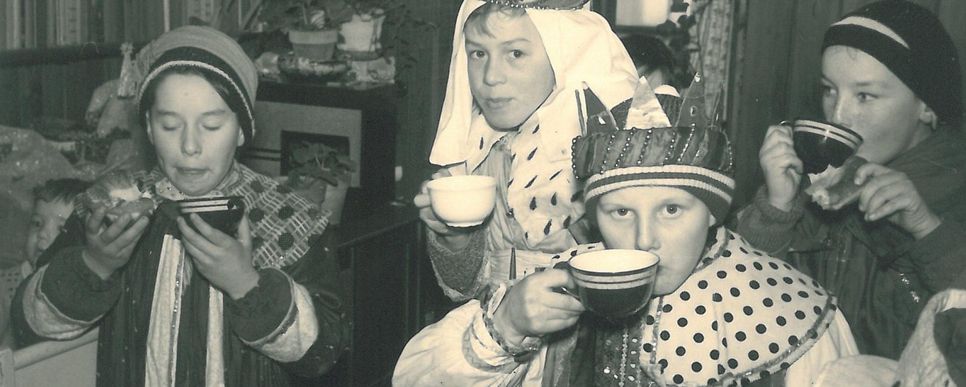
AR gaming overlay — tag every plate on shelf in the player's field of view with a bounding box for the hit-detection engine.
[277,52,350,83]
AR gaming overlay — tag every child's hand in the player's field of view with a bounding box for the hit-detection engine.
[492,269,585,348]
[855,163,941,239]
[177,214,258,300]
[413,169,476,249]
[759,124,803,211]
[82,205,150,280]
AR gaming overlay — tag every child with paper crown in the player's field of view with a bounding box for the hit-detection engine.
[395,75,858,386]
[736,0,966,359]
[412,0,639,302]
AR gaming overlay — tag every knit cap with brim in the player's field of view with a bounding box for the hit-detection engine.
[136,26,258,144]
[572,75,735,224]
[823,0,962,127]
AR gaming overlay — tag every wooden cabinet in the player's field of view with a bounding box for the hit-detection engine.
[302,203,455,387]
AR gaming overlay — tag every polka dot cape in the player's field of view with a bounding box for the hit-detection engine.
[557,227,838,386]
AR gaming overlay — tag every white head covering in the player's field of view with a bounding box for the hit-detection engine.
[431,0,637,245]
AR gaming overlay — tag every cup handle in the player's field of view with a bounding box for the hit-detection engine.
[549,260,581,301]
[553,286,581,302]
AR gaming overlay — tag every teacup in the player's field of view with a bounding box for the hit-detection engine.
[426,175,497,227]
[789,118,863,174]
[564,249,660,321]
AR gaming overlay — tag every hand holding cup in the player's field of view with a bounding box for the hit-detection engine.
[492,269,585,347]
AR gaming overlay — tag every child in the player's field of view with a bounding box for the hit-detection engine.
[12,26,348,385]
[0,178,89,348]
[24,178,90,272]
[394,78,858,386]
[621,33,677,91]
[736,0,966,359]
[413,0,639,301]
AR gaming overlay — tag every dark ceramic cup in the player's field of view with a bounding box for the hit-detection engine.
[177,196,246,235]
[789,118,863,174]
[564,249,659,321]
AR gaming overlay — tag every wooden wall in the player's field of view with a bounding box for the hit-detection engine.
[728,0,966,208]
[0,0,460,203]
[390,0,460,201]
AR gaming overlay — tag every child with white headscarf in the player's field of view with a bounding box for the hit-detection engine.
[413,0,639,301]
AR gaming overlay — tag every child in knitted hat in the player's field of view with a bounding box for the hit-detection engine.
[395,76,858,386]
[412,0,638,302]
[12,26,348,386]
[738,0,966,359]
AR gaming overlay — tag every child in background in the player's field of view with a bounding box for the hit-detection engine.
[0,178,89,348]
[24,178,91,272]
[621,33,677,91]
[413,0,638,302]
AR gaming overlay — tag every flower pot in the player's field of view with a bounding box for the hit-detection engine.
[338,12,385,59]
[289,29,339,61]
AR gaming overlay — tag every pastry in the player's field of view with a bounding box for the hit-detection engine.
[805,156,868,210]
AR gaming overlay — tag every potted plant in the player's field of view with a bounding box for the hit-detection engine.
[256,0,354,61]
[285,141,357,224]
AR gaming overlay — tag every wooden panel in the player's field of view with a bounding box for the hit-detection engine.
[838,0,871,14]
[727,0,797,207]
[392,0,461,200]
[938,0,966,124]
[785,0,842,121]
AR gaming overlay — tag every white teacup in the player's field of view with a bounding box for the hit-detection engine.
[426,175,497,227]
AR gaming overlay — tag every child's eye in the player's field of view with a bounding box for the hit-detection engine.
[509,50,524,59]
[201,121,225,131]
[664,204,680,215]
[611,208,631,217]
[468,50,485,59]
[856,92,876,102]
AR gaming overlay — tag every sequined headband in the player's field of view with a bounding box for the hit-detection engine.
[572,75,736,222]
[482,0,589,10]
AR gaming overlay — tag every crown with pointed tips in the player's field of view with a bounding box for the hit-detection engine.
[572,74,736,223]
[481,0,589,10]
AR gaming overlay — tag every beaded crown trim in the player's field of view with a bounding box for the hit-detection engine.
[482,0,589,10]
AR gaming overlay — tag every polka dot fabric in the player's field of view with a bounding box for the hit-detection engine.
[564,227,839,386]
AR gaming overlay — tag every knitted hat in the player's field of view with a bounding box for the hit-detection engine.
[823,0,962,126]
[136,26,258,144]
[573,75,735,223]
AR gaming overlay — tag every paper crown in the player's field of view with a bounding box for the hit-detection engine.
[572,74,733,180]
[482,0,590,10]
[571,74,736,222]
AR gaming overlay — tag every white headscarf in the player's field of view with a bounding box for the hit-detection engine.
[431,0,638,245]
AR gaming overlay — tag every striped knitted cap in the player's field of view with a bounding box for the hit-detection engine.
[823,0,962,126]
[136,26,257,144]
[573,75,735,223]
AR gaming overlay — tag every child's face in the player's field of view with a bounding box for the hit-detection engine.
[147,73,243,197]
[821,45,932,165]
[596,186,714,296]
[464,11,555,130]
[26,199,74,263]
